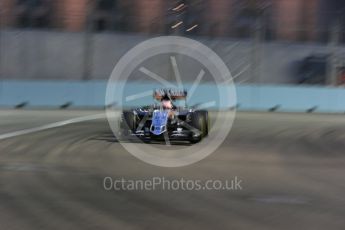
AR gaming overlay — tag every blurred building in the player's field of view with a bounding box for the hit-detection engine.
[0,0,344,42]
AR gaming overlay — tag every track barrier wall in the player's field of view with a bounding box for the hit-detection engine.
[0,80,345,113]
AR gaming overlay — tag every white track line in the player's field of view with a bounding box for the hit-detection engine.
[0,113,105,141]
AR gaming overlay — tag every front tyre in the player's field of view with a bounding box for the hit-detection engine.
[198,110,209,136]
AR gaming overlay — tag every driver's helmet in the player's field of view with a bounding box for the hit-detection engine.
[161,94,174,109]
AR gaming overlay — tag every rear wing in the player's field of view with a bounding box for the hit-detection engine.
[153,88,187,100]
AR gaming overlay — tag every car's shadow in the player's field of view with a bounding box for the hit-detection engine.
[89,132,192,146]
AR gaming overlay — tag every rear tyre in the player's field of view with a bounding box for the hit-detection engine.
[122,111,137,135]
[190,111,207,143]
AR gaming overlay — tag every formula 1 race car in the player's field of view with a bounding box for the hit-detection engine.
[120,89,209,143]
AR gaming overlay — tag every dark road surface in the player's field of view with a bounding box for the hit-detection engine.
[0,110,344,230]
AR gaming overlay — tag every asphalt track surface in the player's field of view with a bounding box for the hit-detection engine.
[0,110,345,230]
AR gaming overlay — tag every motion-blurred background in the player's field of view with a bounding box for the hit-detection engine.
[1,0,345,85]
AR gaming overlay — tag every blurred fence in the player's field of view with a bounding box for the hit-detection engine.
[1,28,345,86]
[1,0,345,87]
